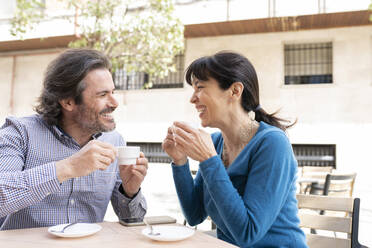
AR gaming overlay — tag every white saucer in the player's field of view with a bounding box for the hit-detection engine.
[142,225,195,242]
[48,223,102,238]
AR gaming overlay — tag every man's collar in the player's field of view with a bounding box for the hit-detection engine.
[54,125,72,138]
[54,125,102,140]
[91,132,103,140]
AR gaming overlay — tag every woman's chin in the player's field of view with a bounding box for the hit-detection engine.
[200,118,209,128]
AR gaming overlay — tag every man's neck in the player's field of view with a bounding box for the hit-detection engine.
[59,121,94,147]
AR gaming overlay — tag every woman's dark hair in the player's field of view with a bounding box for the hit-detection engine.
[185,51,295,131]
[35,48,111,125]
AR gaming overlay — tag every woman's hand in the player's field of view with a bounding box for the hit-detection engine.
[162,126,187,165]
[172,121,217,162]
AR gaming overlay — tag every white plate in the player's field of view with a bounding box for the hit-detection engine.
[48,223,102,238]
[142,225,195,242]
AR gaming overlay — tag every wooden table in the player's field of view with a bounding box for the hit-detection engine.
[0,221,237,248]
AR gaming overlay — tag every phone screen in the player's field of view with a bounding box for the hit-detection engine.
[119,217,145,226]
[122,218,143,223]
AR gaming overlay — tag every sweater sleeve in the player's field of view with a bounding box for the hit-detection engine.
[171,161,207,226]
[199,131,297,247]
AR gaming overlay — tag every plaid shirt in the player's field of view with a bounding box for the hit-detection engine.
[0,115,147,230]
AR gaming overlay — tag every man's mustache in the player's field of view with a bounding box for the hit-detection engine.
[100,107,116,115]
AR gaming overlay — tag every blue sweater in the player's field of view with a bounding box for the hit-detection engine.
[172,122,308,247]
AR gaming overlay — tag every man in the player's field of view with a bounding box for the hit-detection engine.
[0,49,147,230]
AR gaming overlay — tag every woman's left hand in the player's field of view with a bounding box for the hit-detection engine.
[172,121,217,162]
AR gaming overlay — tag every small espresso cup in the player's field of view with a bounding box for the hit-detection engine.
[117,146,140,165]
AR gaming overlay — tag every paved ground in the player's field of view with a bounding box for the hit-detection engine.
[104,163,372,246]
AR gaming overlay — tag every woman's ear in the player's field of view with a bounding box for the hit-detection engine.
[230,82,244,99]
[59,98,76,112]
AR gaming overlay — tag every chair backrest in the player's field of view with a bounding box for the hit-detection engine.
[296,194,365,248]
[300,166,334,193]
[301,166,334,180]
[323,173,357,197]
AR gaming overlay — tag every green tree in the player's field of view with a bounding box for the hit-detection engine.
[369,0,372,22]
[10,0,184,88]
[10,0,46,37]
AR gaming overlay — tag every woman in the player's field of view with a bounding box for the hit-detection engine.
[162,51,308,247]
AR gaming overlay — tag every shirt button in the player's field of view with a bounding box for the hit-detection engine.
[70,199,75,205]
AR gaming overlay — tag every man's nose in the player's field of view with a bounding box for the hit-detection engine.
[109,93,119,108]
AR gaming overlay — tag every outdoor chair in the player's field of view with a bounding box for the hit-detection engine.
[308,173,357,235]
[309,173,356,197]
[299,166,333,194]
[297,194,368,248]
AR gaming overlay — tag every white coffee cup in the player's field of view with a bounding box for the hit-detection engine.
[117,146,140,165]
[181,121,199,129]
[171,121,199,134]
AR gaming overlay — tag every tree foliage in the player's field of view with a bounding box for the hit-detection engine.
[10,0,46,37]
[10,0,184,88]
[369,0,372,22]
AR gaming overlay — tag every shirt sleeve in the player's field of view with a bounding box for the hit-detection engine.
[198,131,297,247]
[110,136,147,220]
[0,119,61,218]
[171,161,207,226]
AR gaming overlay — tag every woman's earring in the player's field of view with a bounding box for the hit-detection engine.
[248,110,255,121]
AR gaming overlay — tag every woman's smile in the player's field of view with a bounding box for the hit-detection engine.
[196,105,207,118]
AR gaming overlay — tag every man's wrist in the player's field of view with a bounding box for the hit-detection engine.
[55,159,73,183]
[119,184,139,199]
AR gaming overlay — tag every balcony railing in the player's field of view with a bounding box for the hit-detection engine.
[114,54,185,90]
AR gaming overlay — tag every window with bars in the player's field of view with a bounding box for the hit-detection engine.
[284,42,333,85]
[128,142,336,168]
[127,142,171,163]
[292,144,336,168]
[114,54,185,90]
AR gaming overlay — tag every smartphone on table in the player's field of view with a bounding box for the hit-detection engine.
[119,217,145,226]
[119,215,177,227]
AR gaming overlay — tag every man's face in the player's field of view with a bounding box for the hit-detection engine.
[74,68,118,134]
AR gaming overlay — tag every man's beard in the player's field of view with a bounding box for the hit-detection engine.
[76,105,116,134]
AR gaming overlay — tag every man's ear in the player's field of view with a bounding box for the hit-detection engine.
[230,82,244,99]
[59,98,76,112]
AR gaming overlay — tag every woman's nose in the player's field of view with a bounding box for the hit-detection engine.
[190,92,197,104]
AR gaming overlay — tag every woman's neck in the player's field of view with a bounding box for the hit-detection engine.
[220,111,256,148]
[220,111,259,166]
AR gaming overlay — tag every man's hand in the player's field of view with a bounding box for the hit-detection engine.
[119,152,148,198]
[56,140,118,183]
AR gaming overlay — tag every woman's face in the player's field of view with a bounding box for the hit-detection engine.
[189,77,230,128]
